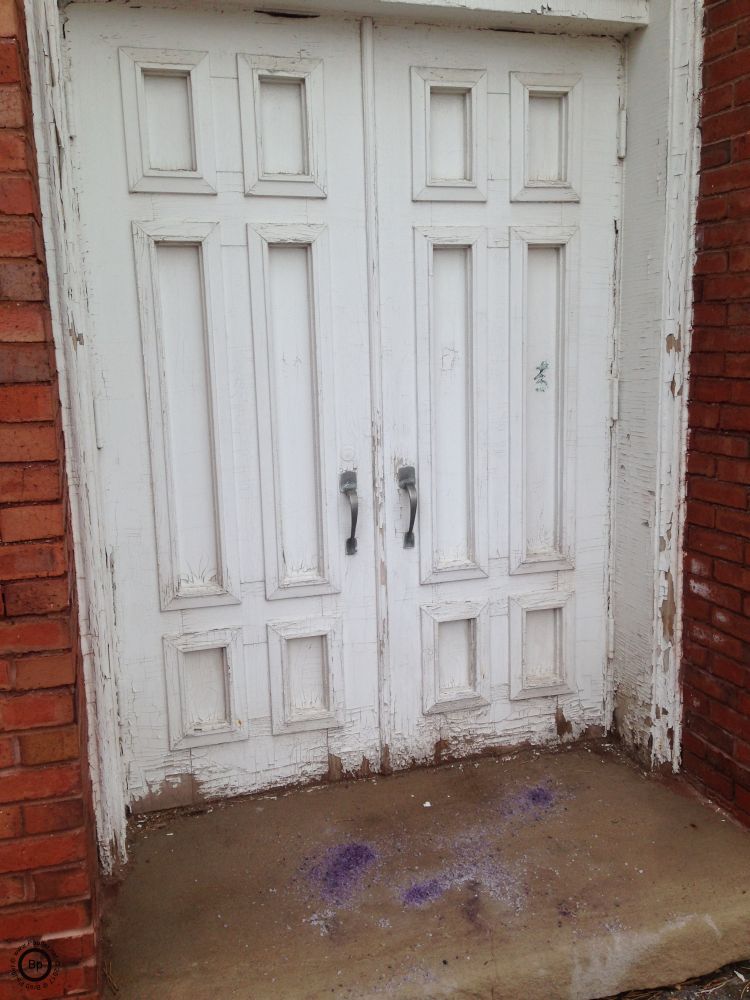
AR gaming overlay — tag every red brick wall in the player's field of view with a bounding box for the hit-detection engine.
[682,0,750,823]
[0,0,100,995]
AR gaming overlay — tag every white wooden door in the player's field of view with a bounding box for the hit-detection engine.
[68,7,620,805]
[374,25,620,765]
[69,10,381,808]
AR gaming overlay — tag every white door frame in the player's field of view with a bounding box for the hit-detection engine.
[25,0,701,868]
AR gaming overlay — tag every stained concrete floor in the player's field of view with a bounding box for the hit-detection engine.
[104,744,750,1000]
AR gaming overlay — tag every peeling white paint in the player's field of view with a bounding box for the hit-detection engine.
[64,0,649,35]
[612,0,700,766]
[24,0,128,867]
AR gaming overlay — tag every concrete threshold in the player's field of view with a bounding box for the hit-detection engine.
[104,744,750,999]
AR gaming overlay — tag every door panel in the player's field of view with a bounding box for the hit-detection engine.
[247,224,341,601]
[131,221,241,611]
[414,227,488,584]
[374,24,620,765]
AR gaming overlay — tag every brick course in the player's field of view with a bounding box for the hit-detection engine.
[0,0,100,994]
[683,0,750,826]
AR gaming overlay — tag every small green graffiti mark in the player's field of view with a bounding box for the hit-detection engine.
[534,360,550,392]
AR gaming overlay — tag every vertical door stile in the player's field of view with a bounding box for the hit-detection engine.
[360,17,392,766]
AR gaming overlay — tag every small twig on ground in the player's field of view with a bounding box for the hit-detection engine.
[103,960,119,995]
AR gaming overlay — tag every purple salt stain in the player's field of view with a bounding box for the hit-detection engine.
[522,785,556,809]
[397,827,527,914]
[402,878,444,908]
[310,841,377,903]
[500,783,557,820]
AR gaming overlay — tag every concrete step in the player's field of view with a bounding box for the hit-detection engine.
[104,744,750,1000]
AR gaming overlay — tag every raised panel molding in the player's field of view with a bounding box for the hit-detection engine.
[247,224,340,600]
[267,616,344,734]
[238,54,326,198]
[414,227,488,583]
[164,628,247,749]
[132,221,240,610]
[509,226,579,575]
[509,589,574,700]
[510,72,582,202]
[119,47,216,194]
[421,601,490,714]
[410,67,488,202]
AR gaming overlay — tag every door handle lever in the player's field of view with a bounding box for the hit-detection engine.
[398,465,417,549]
[340,470,358,555]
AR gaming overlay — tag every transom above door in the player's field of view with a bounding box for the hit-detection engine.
[68,6,619,808]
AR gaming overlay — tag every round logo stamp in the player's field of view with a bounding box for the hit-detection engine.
[9,940,60,991]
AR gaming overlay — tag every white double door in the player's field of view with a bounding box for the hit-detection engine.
[69,7,620,806]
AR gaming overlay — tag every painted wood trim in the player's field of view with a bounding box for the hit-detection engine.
[509,225,579,575]
[414,226,489,584]
[360,17,392,761]
[119,47,217,194]
[508,588,575,700]
[267,615,345,734]
[164,627,248,749]
[510,72,582,203]
[420,600,490,714]
[132,221,241,610]
[215,0,649,32]
[410,66,488,202]
[238,53,327,198]
[247,223,340,600]
[25,0,133,865]
[649,0,702,768]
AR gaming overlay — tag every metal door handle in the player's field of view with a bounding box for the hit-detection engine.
[398,465,417,549]
[340,471,358,555]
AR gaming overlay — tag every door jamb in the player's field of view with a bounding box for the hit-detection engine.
[24,0,128,868]
[648,0,701,768]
